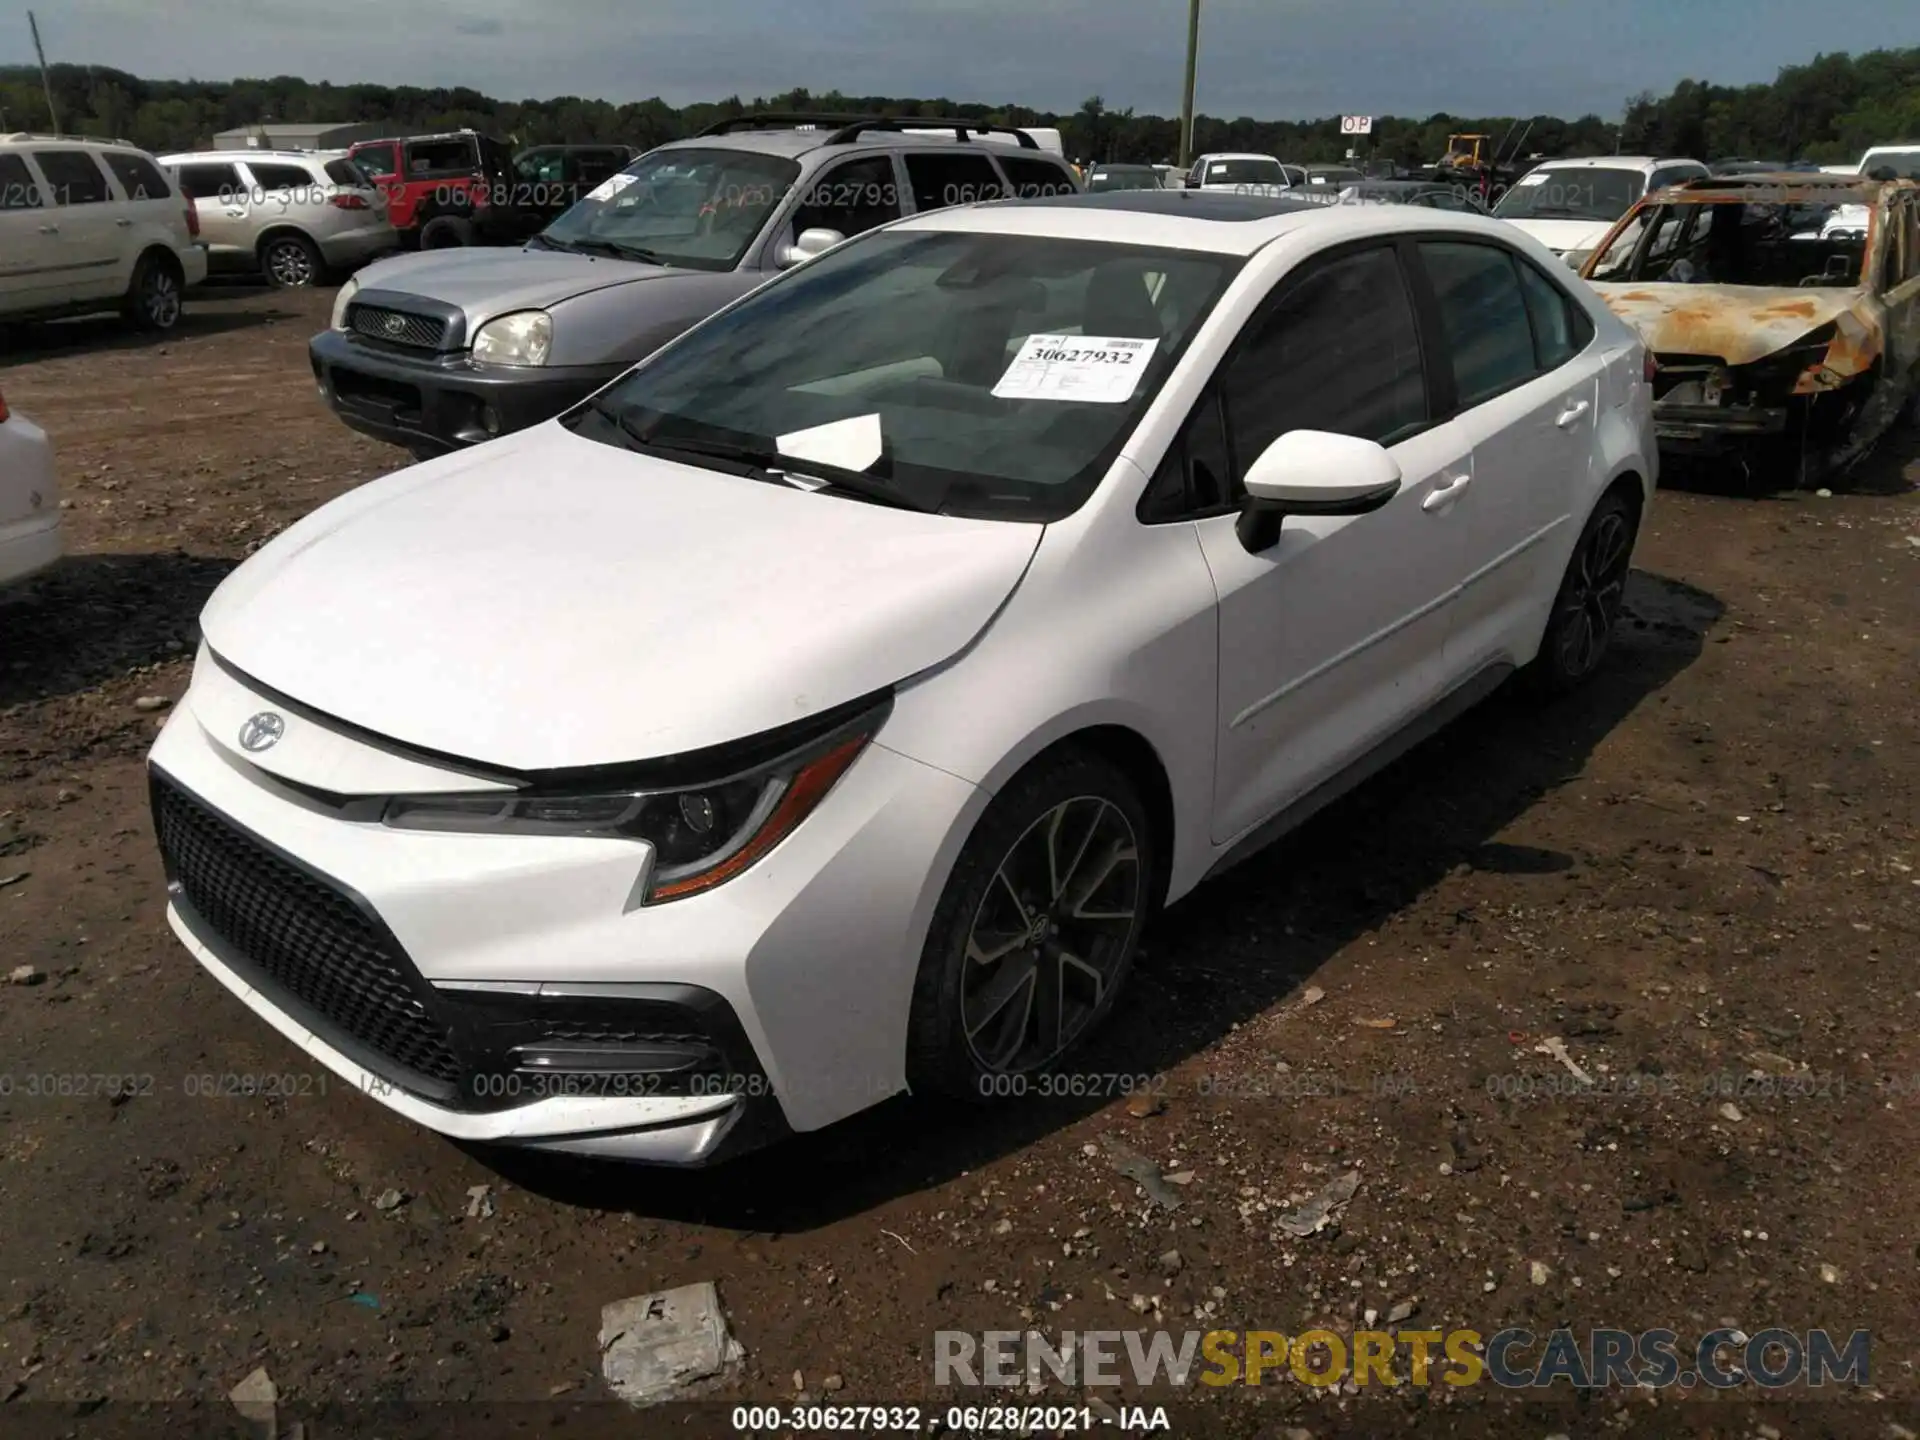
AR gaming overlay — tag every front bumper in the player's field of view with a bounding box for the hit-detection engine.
[145,658,983,1162]
[1653,401,1789,452]
[309,328,622,455]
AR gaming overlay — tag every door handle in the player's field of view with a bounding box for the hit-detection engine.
[1422,472,1471,512]
[37,224,58,234]
[1555,398,1592,428]
[115,217,133,227]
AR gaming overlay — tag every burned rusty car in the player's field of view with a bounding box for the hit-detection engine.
[1578,173,1920,485]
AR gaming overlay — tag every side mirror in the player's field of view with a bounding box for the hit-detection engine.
[1235,430,1402,554]
[777,226,845,269]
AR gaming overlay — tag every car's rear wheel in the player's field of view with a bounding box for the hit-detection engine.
[122,252,182,332]
[418,215,474,249]
[261,233,323,289]
[906,750,1153,1100]
[1525,489,1638,696]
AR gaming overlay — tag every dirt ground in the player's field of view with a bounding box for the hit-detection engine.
[0,284,1916,1439]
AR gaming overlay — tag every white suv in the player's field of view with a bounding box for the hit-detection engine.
[1492,156,1711,267]
[0,133,208,331]
[159,150,396,288]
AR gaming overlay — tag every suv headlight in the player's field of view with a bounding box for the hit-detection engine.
[380,703,885,903]
[471,310,553,366]
[331,274,359,330]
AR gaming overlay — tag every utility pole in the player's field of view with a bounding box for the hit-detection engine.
[1178,0,1200,170]
[29,11,61,134]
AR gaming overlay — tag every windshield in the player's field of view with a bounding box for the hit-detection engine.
[1200,157,1284,186]
[567,229,1242,521]
[1087,168,1160,192]
[537,147,802,271]
[1585,200,1869,287]
[1494,167,1645,223]
[1863,148,1920,179]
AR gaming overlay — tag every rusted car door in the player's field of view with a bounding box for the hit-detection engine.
[1881,192,1920,393]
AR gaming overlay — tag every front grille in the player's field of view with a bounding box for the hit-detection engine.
[347,303,448,351]
[152,774,462,1088]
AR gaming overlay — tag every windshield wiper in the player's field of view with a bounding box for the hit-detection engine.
[588,403,939,512]
[560,237,669,264]
[526,232,575,253]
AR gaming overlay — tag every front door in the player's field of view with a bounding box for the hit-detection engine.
[29,149,121,300]
[0,153,62,308]
[1193,241,1475,843]
[176,160,250,263]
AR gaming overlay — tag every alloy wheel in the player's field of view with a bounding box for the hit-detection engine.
[959,796,1142,1074]
[1556,509,1632,678]
[265,239,316,287]
[144,269,180,329]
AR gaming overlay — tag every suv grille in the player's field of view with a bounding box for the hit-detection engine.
[347,304,449,351]
[151,774,462,1088]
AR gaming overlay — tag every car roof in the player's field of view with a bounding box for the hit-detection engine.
[889,188,1524,256]
[1523,156,1702,173]
[1,132,150,155]
[158,150,340,164]
[649,128,1072,162]
[1649,172,1917,203]
[1194,152,1283,163]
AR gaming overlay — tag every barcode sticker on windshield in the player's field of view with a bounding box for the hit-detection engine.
[993,334,1160,404]
[588,172,638,201]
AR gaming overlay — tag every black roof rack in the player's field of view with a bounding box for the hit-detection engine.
[825,117,1038,149]
[697,112,878,137]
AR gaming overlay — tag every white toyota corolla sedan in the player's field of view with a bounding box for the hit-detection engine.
[150,189,1656,1164]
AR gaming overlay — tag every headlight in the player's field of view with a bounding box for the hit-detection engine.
[471,310,552,366]
[330,274,359,330]
[380,703,885,903]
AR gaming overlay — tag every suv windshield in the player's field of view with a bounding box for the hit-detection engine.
[1495,167,1645,223]
[1198,158,1284,186]
[568,229,1242,521]
[537,147,803,271]
[1585,199,1870,287]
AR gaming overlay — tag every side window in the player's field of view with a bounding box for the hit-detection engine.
[1219,245,1427,490]
[353,144,398,179]
[1418,241,1540,407]
[1141,391,1233,522]
[32,150,110,205]
[573,150,625,188]
[517,150,566,183]
[0,153,44,208]
[901,152,1006,213]
[177,162,241,201]
[247,162,312,191]
[103,151,170,201]
[998,154,1076,197]
[1513,257,1593,370]
[406,140,476,177]
[792,155,902,240]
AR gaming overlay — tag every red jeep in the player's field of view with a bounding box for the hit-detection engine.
[346,130,535,248]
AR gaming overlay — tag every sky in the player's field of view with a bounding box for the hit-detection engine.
[2,0,1916,122]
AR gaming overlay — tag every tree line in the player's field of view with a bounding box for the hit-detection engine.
[1,45,1913,168]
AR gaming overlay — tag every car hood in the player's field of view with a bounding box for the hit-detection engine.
[1587,283,1879,369]
[199,426,1044,772]
[353,246,680,325]
[1500,217,1618,254]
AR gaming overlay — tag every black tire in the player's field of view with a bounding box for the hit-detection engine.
[122,251,183,332]
[1525,489,1639,697]
[260,232,324,289]
[418,215,475,249]
[905,749,1155,1101]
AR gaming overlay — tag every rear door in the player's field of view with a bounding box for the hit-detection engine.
[176,160,249,260]
[1409,238,1604,673]
[29,150,121,299]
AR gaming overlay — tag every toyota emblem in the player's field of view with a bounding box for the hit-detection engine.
[238,712,285,753]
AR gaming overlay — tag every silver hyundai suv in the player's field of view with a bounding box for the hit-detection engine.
[161,150,397,288]
[308,115,1081,458]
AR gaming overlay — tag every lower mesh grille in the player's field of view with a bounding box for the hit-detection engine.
[151,773,462,1087]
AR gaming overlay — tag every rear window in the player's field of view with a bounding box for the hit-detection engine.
[403,139,478,177]
[0,153,43,208]
[103,151,171,201]
[351,143,398,178]
[247,162,314,190]
[324,159,365,186]
[1202,158,1283,186]
[998,154,1077,197]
